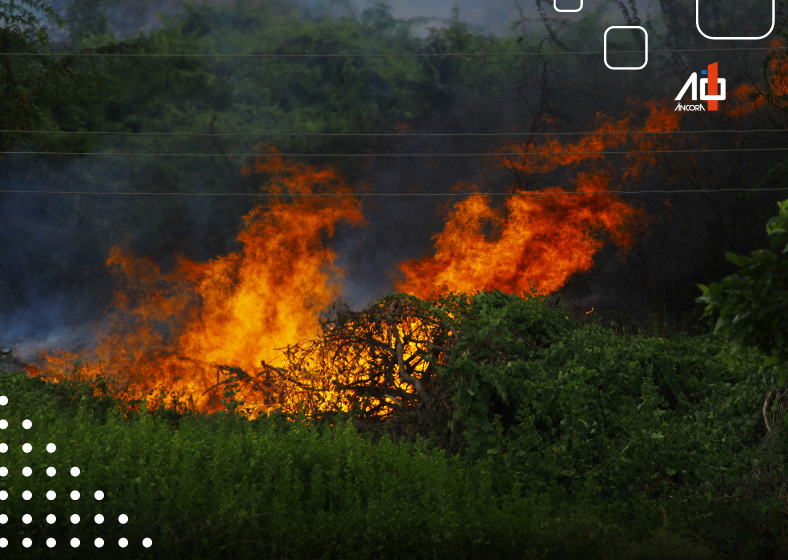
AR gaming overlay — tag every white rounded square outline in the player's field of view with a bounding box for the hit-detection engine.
[554,0,582,13]
[696,0,775,40]
[603,26,648,71]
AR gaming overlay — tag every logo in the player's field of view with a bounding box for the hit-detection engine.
[674,62,726,111]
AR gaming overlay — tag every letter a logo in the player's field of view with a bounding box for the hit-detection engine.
[675,62,726,111]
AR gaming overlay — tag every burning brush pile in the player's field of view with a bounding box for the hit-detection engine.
[257,292,473,448]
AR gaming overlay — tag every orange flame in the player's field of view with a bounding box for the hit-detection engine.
[729,39,785,118]
[39,147,366,417]
[393,101,680,299]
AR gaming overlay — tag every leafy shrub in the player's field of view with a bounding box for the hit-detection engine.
[697,198,788,385]
[444,289,777,536]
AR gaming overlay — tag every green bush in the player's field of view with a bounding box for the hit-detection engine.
[444,289,776,544]
[697,198,788,385]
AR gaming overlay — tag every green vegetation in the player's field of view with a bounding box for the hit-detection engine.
[697,198,788,385]
[2,252,787,558]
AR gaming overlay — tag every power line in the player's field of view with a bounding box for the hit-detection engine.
[1,46,786,58]
[1,187,786,197]
[2,129,787,137]
[5,147,788,157]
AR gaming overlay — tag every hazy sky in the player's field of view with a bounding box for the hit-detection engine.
[354,0,660,37]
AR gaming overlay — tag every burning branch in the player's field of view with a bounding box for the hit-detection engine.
[213,293,471,447]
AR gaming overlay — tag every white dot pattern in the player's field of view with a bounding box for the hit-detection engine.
[0,394,153,551]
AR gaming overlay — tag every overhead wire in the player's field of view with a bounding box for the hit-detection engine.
[1,129,787,137]
[4,147,788,157]
[1,188,787,197]
[1,46,786,58]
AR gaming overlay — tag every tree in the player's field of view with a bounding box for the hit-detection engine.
[0,0,63,149]
[63,0,113,43]
[696,198,788,385]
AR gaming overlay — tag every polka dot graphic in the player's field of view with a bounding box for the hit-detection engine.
[0,393,154,552]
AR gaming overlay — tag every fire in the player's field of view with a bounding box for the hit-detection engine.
[38,147,366,418]
[393,101,679,299]
[729,39,784,118]
[31,59,779,420]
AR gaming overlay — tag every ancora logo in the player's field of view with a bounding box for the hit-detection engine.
[674,62,726,111]
[675,103,706,111]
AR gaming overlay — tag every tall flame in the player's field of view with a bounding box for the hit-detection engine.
[394,100,679,299]
[39,147,366,417]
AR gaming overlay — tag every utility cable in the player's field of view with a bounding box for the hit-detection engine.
[5,146,788,157]
[1,129,787,137]
[1,46,786,58]
[1,187,786,197]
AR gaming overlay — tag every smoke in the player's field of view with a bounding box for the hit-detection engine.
[2,0,787,364]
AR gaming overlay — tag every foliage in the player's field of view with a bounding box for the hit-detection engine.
[696,198,788,385]
[62,0,115,42]
[0,369,724,560]
[439,288,777,553]
[0,0,63,149]
[4,279,788,556]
